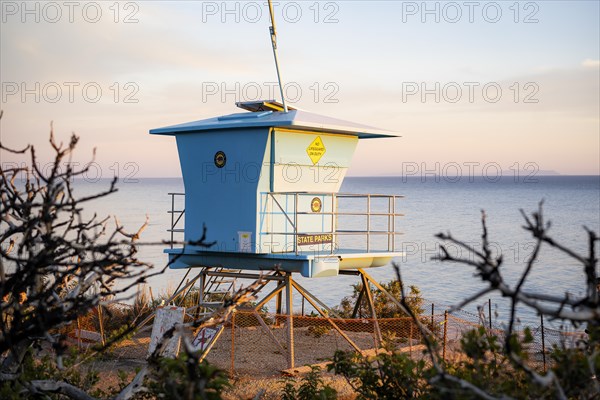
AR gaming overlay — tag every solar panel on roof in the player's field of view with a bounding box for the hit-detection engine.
[236,100,296,113]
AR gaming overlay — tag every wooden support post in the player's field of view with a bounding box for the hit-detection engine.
[285,273,294,369]
[360,272,382,347]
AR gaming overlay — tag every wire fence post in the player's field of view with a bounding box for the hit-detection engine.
[431,303,434,329]
[230,312,236,377]
[76,316,82,349]
[409,321,413,356]
[541,314,546,373]
[488,299,492,330]
[97,305,105,346]
[443,310,448,361]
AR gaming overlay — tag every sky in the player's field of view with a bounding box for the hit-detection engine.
[1,0,599,178]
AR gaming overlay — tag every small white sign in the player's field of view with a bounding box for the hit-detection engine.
[238,231,252,252]
[148,306,185,358]
[191,326,220,352]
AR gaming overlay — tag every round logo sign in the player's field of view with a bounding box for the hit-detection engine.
[214,151,226,168]
[310,197,322,213]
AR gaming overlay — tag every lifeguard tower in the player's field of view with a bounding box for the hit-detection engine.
[151,100,402,276]
[150,100,404,368]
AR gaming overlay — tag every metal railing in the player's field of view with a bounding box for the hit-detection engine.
[168,193,185,249]
[167,192,404,255]
[261,192,404,255]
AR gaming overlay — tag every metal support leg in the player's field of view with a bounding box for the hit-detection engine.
[198,270,206,315]
[254,282,286,311]
[276,289,283,315]
[358,268,409,316]
[291,280,361,353]
[351,285,366,319]
[360,272,383,346]
[285,273,294,369]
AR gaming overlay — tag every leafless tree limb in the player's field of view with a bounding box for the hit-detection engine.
[429,202,599,398]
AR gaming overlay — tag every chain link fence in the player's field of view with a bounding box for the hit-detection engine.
[61,294,589,377]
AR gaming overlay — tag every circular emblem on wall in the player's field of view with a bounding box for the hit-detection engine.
[310,197,322,213]
[214,151,226,168]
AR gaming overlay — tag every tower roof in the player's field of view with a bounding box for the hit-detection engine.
[150,101,398,139]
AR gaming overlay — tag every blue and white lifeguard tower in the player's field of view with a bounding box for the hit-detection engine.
[151,100,402,277]
[150,100,404,368]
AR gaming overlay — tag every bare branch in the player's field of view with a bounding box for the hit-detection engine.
[26,380,97,400]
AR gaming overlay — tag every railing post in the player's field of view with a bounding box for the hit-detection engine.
[387,196,392,251]
[331,193,335,255]
[170,193,175,249]
[294,193,298,255]
[392,196,397,252]
[261,192,402,255]
[366,195,371,252]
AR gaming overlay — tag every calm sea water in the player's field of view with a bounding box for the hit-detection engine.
[76,176,599,328]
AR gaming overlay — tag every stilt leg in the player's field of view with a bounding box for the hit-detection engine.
[285,273,294,369]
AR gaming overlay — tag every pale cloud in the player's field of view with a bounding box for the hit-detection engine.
[1,2,598,177]
[582,59,600,68]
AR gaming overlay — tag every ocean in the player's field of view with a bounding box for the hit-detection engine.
[75,175,599,329]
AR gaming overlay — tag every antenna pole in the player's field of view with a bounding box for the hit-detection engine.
[267,0,288,112]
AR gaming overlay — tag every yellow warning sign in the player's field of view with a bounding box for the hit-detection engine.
[306,136,326,165]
